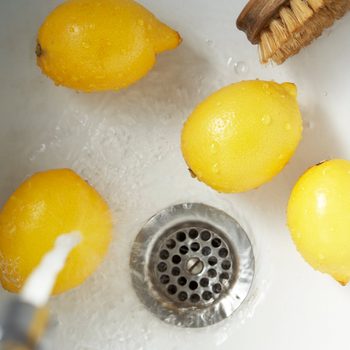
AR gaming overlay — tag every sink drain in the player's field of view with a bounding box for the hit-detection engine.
[130,203,255,328]
[154,225,236,307]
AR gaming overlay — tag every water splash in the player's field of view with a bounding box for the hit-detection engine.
[20,232,81,307]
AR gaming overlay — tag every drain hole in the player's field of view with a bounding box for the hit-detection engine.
[190,242,200,252]
[176,232,186,242]
[222,260,231,270]
[208,269,217,278]
[172,267,180,276]
[201,246,211,256]
[219,272,230,281]
[189,229,199,239]
[167,285,177,295]
[178,276,187,286]
[157,262,167,272]
[178,292,188,301]
[202,291,213,301]
[160,275,170,284]
[212,283,222,294]
[208,256,218,266]
[212,238,222,248]
[166,239,176,249]
[172,255,181,264]
[159,250,169,260]
[200,230,211,241]
[190,294,200,303]
[179,245,189,255]
[218,247,228,258]
[200,278,209,287]
[189,281,198,290]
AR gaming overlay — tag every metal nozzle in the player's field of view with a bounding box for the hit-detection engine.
[0,299,49,350]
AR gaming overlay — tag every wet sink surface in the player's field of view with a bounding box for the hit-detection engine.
[1,1,350,349]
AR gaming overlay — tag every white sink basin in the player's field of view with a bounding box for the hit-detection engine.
[1,1,350,349]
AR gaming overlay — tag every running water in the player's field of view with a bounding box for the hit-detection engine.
[20,231,82,307]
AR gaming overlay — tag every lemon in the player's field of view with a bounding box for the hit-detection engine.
[0,169,113,294]
[36,0,181,92]
[287,159,350,285]
[181,80,303,193]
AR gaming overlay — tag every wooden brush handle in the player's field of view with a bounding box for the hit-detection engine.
[237,0,290,44]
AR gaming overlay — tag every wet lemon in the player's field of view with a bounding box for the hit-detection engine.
[0,169,113,294]
[181,80,303,193]
[36,0,181,92]
[287,159,350,285]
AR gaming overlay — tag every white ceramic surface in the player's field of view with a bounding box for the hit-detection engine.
[1,1,350,349]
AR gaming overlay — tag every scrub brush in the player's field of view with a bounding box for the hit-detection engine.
[236,0,350,64]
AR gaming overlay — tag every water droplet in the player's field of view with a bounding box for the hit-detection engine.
[69,25,79,33]
[262,82,271,95]
[322,168,328,175]
[234,61,248,75]
[138,19,144,26]
[323,91,328,97]
[304,120,314,129]
[227,57,233,66]
[210,143,218,154]
[285,123,291,131]
[261,115,272,125]
[206,39,213,46]
[212,164,219,174]
[38,144,46,153]
[82,42,90,49]
[318,253,325,261]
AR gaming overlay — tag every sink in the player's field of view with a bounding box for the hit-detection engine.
[1,1,350,349]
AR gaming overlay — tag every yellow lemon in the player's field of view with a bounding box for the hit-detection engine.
[0,169,113,294]
[36,0,181,92]
[287,159,350,285]
[181,80,303,193]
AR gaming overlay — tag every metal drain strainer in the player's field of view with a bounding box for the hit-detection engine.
[130,203,255,328]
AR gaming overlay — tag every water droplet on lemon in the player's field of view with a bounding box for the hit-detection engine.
[210,143,218,154]
[262,115,272,125]
[212,164,219,174]
[285,123,291,131]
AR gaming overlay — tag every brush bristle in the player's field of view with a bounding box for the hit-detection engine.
[280,7,300,33]
[259,0,350,64]
[290,0,314,23]
[307,0,325,11]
